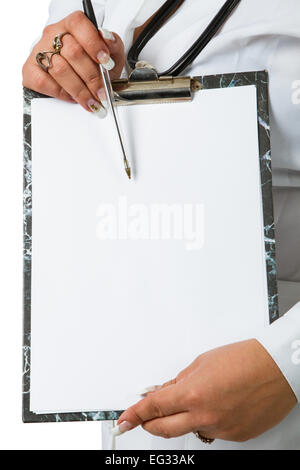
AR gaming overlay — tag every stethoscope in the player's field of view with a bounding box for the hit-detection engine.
[128,0,242,77]
[84,0,242,180]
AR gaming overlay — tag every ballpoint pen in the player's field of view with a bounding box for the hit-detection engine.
[82,0,131,180]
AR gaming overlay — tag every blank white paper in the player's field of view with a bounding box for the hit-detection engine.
[30,85,269,413]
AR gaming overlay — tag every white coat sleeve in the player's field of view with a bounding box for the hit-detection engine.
[256,302,300,402]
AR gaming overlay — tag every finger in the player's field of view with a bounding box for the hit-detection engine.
[174,356,205,382]
[143,412,194,439]
[145,417,216,441]
[162,378,178,388]
[22,62,75,103]
[117,383,187,430]
[63,11,115,71]
[140,359,201,400]
[99,30,125,80]
[139,385,162,398]
[60,34,103,101]
[50,53,105,116]
[177,363,198,380]
[141,380,175,398]
[97,31,125,104]
[140,375,188,399]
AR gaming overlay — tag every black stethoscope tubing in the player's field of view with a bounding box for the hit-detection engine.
[127,0,242,77]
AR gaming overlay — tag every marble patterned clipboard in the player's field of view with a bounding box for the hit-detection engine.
[23,70,278,423]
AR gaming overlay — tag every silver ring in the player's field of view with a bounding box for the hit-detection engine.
[36,32,70,73]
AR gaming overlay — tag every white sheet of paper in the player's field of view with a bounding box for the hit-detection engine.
[30,85,269,413]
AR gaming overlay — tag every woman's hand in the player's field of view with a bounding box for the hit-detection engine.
[116,340,297,442]
[22,11,125,116]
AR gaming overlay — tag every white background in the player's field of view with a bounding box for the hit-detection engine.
[0,0,103,450]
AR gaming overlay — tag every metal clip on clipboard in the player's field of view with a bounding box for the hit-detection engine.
[111,61,201,106]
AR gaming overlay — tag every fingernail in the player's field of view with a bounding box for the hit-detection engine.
[99,28,116,42]
[97,51,115,71]
[138,385,161,396]
[97,88,107,108]
[111,421,134,437]
[88,99,107,119]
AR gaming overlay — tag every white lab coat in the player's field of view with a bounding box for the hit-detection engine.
[44,0,300,450]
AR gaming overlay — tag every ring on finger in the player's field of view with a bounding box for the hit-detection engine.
[36,32,70,73]
[52,32,70,52]
[193,431,215,444]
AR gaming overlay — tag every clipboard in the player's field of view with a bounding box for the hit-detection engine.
[23,70,279,423]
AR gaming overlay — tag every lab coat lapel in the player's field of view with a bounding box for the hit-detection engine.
[103,0,166,54]
[103,0,145,30]
[103,0,146,54]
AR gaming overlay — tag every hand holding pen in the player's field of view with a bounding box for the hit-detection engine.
[22,7,125,115]
[83,0,131,179]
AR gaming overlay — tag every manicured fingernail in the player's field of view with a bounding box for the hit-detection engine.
[97,88,107,108]
[88,99,107,119]
[97,51,115,71]
[99,28,116,42]
[139,385,161,396]
[111,421,134,437]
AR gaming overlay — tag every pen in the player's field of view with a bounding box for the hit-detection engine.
[82,0,131,180]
